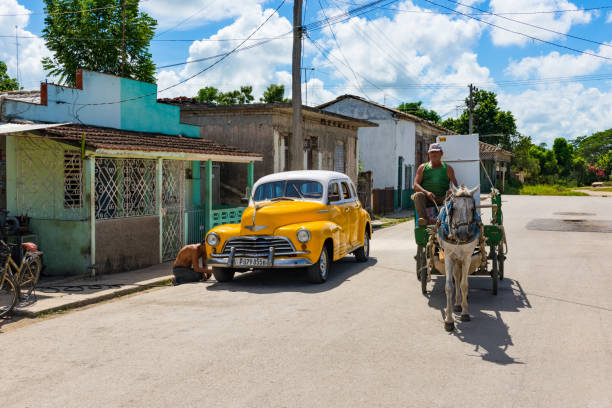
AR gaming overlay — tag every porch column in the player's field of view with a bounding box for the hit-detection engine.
[86,156,96,272]
[204,159,213,232]
[5,135,17,213]
[192,161,201,208]
[156,158,163,263]
[247,161,254,196]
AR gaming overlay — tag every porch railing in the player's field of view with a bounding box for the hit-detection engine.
[184,207,246,244]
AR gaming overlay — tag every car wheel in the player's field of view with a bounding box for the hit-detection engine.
[212,267,235,282]
[354,231,370,262]
[307,245,331,284]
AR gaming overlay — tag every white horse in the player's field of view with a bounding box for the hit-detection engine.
[437,184,482,332]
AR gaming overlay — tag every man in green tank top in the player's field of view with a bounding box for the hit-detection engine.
[412,143,458,226]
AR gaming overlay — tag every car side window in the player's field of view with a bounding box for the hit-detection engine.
[328,182,341,203]
[341,181,352,200]
[349,182,357,198]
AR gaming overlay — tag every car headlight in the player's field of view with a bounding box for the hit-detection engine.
[206,232,220,247]
[296,229,311,244]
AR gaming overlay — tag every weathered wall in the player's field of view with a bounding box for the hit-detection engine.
[3,71,199,137]
[0,135,5,209]
[95,216,159,275]
[30,219,91,276]
[320,98,417,188]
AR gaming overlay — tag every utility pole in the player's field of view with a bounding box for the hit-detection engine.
[121,0,126,77]
[290,0,304,171]
[15,26,20,87]
[468,83,478,135]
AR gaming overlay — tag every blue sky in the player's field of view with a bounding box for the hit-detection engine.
[1,0,612,144]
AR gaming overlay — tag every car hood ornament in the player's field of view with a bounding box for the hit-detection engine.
[245,203,270,232]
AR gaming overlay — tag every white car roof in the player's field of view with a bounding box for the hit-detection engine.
[254,170,350,186]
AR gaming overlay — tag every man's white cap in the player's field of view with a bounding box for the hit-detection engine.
[428,143,443,153]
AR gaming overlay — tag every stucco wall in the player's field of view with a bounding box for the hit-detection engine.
[31,219,91,276]
[95,216,160,275]
[180,108,360,185]
[3,71,199,137]
[320,98,417,189]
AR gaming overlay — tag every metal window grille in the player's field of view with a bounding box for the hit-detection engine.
[64,151,82,209]
[95,158,157,220]
[16,137,85,220]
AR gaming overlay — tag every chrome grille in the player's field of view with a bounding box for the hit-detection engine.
[221,236,296,258]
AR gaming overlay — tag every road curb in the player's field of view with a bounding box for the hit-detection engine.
[13,275,173,318]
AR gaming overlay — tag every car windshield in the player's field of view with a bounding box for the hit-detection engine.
[253,180,324,202]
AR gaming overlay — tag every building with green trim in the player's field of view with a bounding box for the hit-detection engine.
[0,71,261,276]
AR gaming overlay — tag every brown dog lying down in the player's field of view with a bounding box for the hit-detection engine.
[173,243,211,284]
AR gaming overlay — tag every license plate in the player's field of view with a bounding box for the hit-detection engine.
[234,257,269,267]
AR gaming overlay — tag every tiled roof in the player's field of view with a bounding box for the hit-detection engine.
[479,141,513,156]
[316,94,454,134]
[157,98,378,127]
[36,124,261,159]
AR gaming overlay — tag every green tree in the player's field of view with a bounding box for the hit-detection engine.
[260,84,290,103]
[552,138,573,177]
[572,128,612,164]
[397,101,441,123]
[0,60,19,91]
[195,86,220,104]
[195,85,254,105]
[510,134,540,178]
[441,89,517,150]
[41,0,156,85]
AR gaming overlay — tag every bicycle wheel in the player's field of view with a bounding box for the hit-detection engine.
[0,271,19,318]
[19,256,41,299]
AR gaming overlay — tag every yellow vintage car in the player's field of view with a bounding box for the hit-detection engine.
[205,170,372,283]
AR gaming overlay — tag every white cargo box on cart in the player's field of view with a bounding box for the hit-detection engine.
[436,134,480,207]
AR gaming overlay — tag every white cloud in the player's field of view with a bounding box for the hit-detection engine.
[505,44,612,79]
[488,0,592,46]
[156,3,294,100]
[607,12,612,23]
[500,82,612,143]
[0,0,52,89]
[309,0,490,113]
[141,0,270,31]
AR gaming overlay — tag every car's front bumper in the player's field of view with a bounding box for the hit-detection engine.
[208,256,313,268]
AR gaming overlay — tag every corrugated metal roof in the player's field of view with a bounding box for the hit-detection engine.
[0,122,69,134]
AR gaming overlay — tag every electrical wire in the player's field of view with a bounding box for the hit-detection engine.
[0,3,137,17]
[446,0,612,49]
[421,0,612,62]
[154,1,211,39]
[331,0,612,15]
[305,0,401,31]
[317,0,372,99]
[64,0,287,107]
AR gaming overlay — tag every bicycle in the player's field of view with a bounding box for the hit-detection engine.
[0,240,42,318]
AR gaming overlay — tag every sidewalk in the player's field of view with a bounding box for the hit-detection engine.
[371,209,413,229]
[14,262,174,317]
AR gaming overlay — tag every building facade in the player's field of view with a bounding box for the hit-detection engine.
[159,100,377,205]
[1,71,261,276]
[317,95,453,212]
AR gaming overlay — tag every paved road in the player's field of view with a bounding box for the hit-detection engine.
[1,196,611,407]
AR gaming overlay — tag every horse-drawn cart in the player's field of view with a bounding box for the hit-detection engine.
[412,134,508,331]
[414,188,506,295]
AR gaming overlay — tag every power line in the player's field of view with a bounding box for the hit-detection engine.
[421,0,612,62]
[0,3,132,17]
[446,0,612,49]
[155,33,291,69]
[0,35,289,42]
[317,0,372,99]
[331,0,612,15]
[305,0,401,31]
[154,2,211,39]
[70,0,287,107]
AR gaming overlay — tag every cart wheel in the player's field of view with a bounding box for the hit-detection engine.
[416,246,424,281]
[490,246,498,296]
[497,244,505,281]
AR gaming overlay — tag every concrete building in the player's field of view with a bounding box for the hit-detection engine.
[158,99,377,204]
[0,71,261,276]
[317,95,452,212]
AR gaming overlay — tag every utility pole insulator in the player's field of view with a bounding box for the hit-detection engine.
[290,0,304,171]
